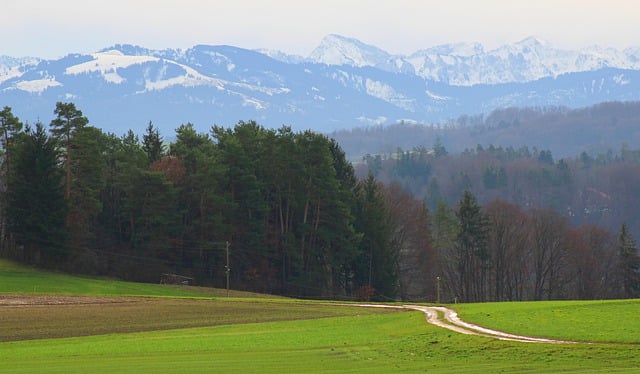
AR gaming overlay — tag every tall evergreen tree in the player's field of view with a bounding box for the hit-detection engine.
[354,174,397,300]
[171,123,227,283]
[7,123,66,265]
[142,121,165,166]
[616,223,640,298]
[0,106,23,176]
[0,106,23,253]
[49,102,88,200]
[431,199,459,302]
[49,103,107,268]
[455,191,489,302]
[66,126,107,253]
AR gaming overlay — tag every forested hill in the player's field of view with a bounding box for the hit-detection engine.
[0,103,433,301]
[2,102,639,303]
[331,101,640,161]
[355,125,640,243]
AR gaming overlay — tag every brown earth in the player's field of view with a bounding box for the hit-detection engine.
[0,295,395,342]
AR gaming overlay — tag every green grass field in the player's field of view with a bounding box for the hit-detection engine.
[0,259,273,298]
[2,259,640,373]
[456,299,640,344]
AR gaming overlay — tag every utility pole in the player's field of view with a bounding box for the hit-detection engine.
[225,241,230,297]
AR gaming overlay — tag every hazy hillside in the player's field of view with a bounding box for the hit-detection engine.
[332,101,640,160]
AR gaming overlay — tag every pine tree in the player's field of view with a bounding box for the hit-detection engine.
[142,121,165,165]
[7,123,67,266]
[0,106,23,253]
[616,223,640,298]
[431,199,459,302]
[171,123,226,283]
[455,191,489,302]
[49,102,88,200]
[0,106,23,176]
[354,174,397,300]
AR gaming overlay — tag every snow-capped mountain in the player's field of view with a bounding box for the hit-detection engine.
[0,55,40,84]
[308,34,415,74]
[308,35,640,86]
[0,35,639,136]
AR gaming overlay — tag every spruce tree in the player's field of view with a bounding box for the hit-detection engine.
[7,123,66,266]
[617,223,640,298]
[142,121,165,165]
[455,191,489,302]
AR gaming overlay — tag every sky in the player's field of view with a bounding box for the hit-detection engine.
[2,0,638,59]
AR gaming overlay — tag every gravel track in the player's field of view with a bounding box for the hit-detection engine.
[359,304,575,344]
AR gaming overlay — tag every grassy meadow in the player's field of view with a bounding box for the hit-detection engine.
[456,299,640,344]
[1,259,640,373]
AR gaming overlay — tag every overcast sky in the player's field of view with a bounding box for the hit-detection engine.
[2,0,638,58]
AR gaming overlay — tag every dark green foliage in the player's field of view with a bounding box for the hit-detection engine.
[616,224,640,298]
[49,102,88,200]
[482,166,507,189]
[7,123,67,265]
[0,110,381,298]
[353,175,397,300]
[0,106,23,171]
[68,127,106,238]
[0,106,23,254]
[142,121,165,165]
[454,191,489,302]
[3,100,639,303]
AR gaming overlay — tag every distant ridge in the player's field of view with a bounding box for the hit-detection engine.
[0,35,638,135]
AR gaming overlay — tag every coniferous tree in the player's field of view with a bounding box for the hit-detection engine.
[616,223,640,298]
[455,190,489,302]
[0,106,22,176]
[7,123,66,265]
[49,103,107,268]
[142,121,165,165]
[0,106,23,253]
[354,174,397,300]
[431,199,459,302]
[49,102,88,200]
[171,123,227,283]
[68,127,106,238]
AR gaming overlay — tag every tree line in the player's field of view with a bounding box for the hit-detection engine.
[1,102,638,302]
[333,101,640,161]
[0,103,434,300]
[433,194,638,302]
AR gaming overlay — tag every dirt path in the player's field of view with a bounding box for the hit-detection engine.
[359,304,575,344]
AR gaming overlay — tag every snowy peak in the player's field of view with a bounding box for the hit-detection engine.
[306,34,640,86]
[254,49,305,64]
[1,36,639,135]
[309,34,392,67]
[63,50,160,84]
[514,36,550,49]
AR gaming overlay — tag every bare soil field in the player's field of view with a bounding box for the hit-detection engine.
[0,295,394,342]
[0,294,144,306]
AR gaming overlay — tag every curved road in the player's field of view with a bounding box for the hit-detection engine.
[359,304,574,344]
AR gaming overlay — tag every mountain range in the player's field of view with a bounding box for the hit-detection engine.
[1,34,639,136]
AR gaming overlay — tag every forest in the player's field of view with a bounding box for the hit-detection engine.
[333,101,640,160]
[0,102,638,302]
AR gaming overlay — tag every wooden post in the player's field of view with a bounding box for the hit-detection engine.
[225,241,230,297]
[436,276,441,304]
